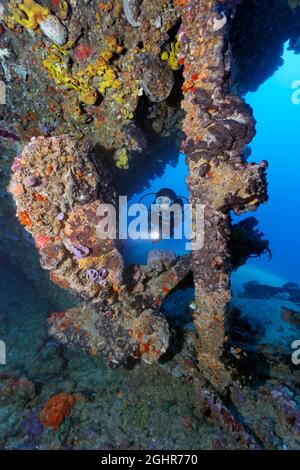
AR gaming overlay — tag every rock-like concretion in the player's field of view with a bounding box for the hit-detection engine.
[39,14,68,46]
[6,1,272,386]
[177,0,268,390]
[9,135,194,366]
[9,135,123,303]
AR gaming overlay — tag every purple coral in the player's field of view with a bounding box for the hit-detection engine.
[98,268,108,280]
[22,411,43,440]
[23,176,40,188]
[0,128,20,141]
[56,212,65,221]
[87,269,99,282]
[98,268,108,287]
[87,268,108,285]
[132,265,142,283]
[12,155,23,173]
[70,242,90,259]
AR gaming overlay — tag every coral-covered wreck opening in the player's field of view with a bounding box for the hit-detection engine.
[1,0,300,451]
[0,0,297,379]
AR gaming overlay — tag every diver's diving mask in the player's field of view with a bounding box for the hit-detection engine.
[155,196,173,210]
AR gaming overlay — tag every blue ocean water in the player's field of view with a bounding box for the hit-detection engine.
[123,44,300,288]
[123,43,300,287]
[121,152,191,265]
[238,43,300,284]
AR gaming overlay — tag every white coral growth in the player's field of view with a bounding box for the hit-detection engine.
[40,15,68,46]
[212,12,228,32]
[122,0,142,28]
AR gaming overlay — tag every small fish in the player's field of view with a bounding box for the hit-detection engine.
[188,301,197,310]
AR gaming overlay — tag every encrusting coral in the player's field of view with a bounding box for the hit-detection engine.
[161,35,181,71]
[39,393,76,432]
[8,128,269,375]
[2,0,300,451]
[2,0,181,168]
[8,134,122,302]
[9,134,193,366]
[6,0,272,387]
[177,0,268,390]
[4,0,49,30]
[4,0,68,46]
[42,36,123,106]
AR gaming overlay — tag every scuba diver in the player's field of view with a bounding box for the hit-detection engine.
[139,188,189,242]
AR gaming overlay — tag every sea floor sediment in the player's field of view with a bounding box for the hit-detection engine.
[1,255,300,450]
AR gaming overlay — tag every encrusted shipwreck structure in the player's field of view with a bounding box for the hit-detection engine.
[178,0,268,388]
[9,134,192,366]
[3,0,299,392]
